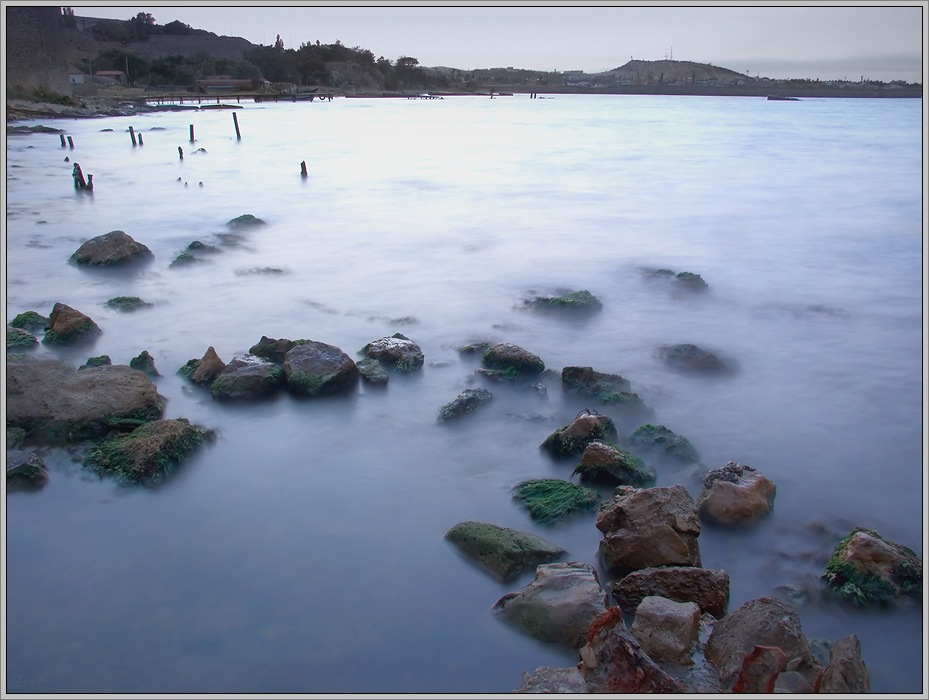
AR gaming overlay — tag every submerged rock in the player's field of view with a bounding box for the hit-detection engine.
[105,296,153,312]
[438,387,493,421]
[283,340,359,397]
[357,357,390,385]
[573,441,655,486]
[628,423,699,463]
[524,289,603,313]
[248,336,305,365]
[70,230,153,266]
[511,478,600,524]
[361,333,424,372]
[211,354,284,400]
[80,355,111,369]
[660,343,724,372]
[541,410,618,459]
[444,521,565,582]
[6,449,50,491]
[227,213,266,229]
[482,342,545,376]
[129,350,159,377]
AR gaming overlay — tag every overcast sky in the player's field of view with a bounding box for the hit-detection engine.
[75,3,925,83]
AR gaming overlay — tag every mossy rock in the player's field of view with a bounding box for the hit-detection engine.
[7,326,38,349]
[527,289,603,312]
[105,296,153,312]
[445,521,566,581]
[130,350,159,377]
[674,271,709,291]
[84,418,215,484]
[6,450,50,491]
[177,358,199,379]
[572,441,655,486]
[822,527,923,606]
[628,424,700,463]
[9,311,49,333]
[80,355,112,369]
[482,342,544,376]
[512,478,600,524]
[438,388,494,422]
[169,252,207,267]
[187,240,220,253]
[227,214,266,229]
[541,412,619,459]
[7,426,28,449]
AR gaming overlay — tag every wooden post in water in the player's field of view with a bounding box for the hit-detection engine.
[189,124,195,142]
[59,134,66,147]
[178,146,184,160]
[137,133,144,146]
[300,161,308,178]
[67,136,74,149]
[86,174,94,191]
[233,112,241,140]
[129,126,137,146]
[72,163,86,189]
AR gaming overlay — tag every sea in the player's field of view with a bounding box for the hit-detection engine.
[3,93,926,695]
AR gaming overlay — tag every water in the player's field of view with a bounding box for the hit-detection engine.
[4,94,925,694]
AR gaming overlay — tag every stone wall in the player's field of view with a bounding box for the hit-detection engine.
[5,6,71,94]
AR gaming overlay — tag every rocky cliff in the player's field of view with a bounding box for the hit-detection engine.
[5,6,71,95]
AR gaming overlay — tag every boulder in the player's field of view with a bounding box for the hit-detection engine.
[673,271,708,292]
[629,595,701,665]
[573,441,655,486]
[696,461,777,526]
[514,667,588,693]
[283,341,359,397]
[41,303,101,345]
[438,388,493,422]
[444,521,565,582]
[541,411,618,459]
[511,478,599,524]
[628,423,699,463]
[357,357,389,385]
[524,289,602,313]
[248,336,304,365]
[7,427,27,450]
[361,333,424,372]
[704,597,818,689]
[822,527,922,605]
[613,566,729,619]
[80,355,111,369]
[660,343,723,372]
[596,484,702,575]
[84,418,214,484]
[105,296,153,312]
[817,634,870,693]
[561,366,629,400]
[227,214,266,228]
[493,562,609,648]
[7,326,37,349]
[732,645,788,693]
[6,355,165,442]
[482,342,544,376]
[578,607,687,693]
[210,354,284,400]
[774,670,813,693]
[6,449,50,491]
[9,311,48,333]
[129,350,159,377]
[69,230,153,266]
[178,346,226,386]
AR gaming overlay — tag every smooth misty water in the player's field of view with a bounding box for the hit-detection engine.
[4,94,925,694]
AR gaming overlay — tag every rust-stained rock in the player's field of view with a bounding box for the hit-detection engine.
[613,565,729,618]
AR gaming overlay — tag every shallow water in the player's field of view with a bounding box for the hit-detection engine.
[4,94,925,694]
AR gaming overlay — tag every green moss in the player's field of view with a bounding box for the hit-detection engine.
[822,528,915,606]
[503,365,520,380]
[10,311,49,332]
[178,359,199,379]
[227,214,266,228]
[7,326,38,348]
[80,355,112,369]
[41,320,100,345]
[287,372,328,395]
[169,252,199,267]
[103,404,164,430]
[105,296,153,312]
[512,478,600,524]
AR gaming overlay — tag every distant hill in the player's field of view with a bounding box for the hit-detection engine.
[598,59,749,85]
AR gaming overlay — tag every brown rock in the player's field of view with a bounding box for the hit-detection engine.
[541,412,619,459]
[41,302,101,344]
[70,230,153,266]
[732,645,788,693]
[629,595,701,665]
[818,634,870,693]
[697,460,776,525]
[613,565,730,618]
[191,346,226,385]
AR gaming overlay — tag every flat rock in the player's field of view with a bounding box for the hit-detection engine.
[444,521,565,582]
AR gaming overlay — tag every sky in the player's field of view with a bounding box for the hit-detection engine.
[74,3,926,83]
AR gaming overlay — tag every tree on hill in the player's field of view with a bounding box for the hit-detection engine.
[127,12,156,41]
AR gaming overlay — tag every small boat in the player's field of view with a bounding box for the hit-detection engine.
[766,95,800,101]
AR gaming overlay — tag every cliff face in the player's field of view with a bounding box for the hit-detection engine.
[5,6,71,94]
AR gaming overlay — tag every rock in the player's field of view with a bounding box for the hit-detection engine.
[438,387,493,421]
[227,214,266,228]
[248,336,303,365]
[179,346,226,386]
[514,666,588,693]
[774,669,813,693]
[80,355,111,369]
[6,355,165,442]
[444,521,566,582]
[628,423,700,463]
[7,326,38,348]
[494,562,609,648]
[596,484,702,575]
[629,595,701,665]
[283,341,359,397]
[732,645,788,693]
[482,342,544,376]
[361,333,424,372]
[41,303,101,345]
[186,240,220,253]
[578,607,687,693]
[705,597,818,689]
[511,478,600,524]
[822,527,922,605]
[525,289,603,312]
[660,343,723,372]
[696,461,777,526]
[105,296,152,312]
[561,365,629,399]
[673,271,709,292]
[169,252,207,267]
[357,357,389,385]
[69,230,153,266]
[7,427,28,450]
[84,418,214,484]
[6,449,50,491]
[9,310,49,333]
[541,411,618,459]
[817,634,870,693]
[573,441,655,486]
[129,350,159,377]
[210,354,284,400]
[613,566,730,619]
